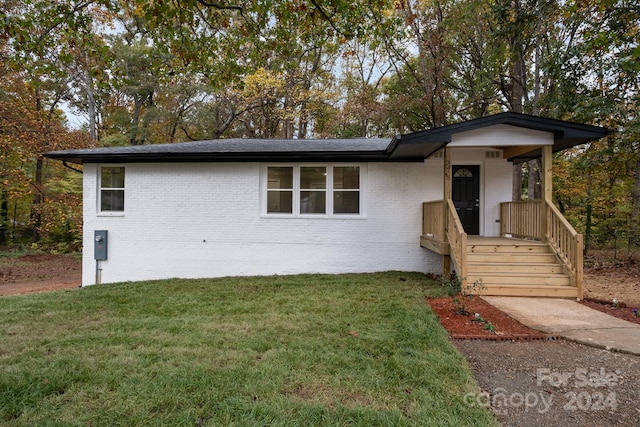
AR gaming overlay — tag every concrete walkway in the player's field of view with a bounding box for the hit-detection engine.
[483,296,640,356]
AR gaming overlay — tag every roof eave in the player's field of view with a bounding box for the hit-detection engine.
[44,113,612,165]
[44,150,418,164]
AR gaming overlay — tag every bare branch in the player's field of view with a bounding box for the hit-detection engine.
[195,0,243,11]
[309,0,353,39]
[32,1,96,52]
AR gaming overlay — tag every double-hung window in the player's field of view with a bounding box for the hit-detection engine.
[300,167,326,214]
[267,166,294,214]
[99,166,125,213]
[333,166,360,214]
[265,165,362,216]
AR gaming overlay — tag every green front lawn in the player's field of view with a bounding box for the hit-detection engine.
[0,272,496,426]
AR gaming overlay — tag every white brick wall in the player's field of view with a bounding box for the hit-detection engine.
[82,162,443,286]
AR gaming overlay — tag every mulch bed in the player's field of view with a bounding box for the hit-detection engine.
[580,298,640,325]
[427,296,551,341]
[428,295,640,342]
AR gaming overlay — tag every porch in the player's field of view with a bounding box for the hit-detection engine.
[397,113,607,300]
[421,199,583,299]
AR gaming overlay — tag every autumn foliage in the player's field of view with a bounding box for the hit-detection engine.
[1,0,638,252]
[0,66,90,248]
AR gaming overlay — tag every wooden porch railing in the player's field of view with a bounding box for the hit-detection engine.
[500,200,583,293]
[499,200,544,239]
[547,202,584,294]
[446,199,467,286]
[422,200,445,240]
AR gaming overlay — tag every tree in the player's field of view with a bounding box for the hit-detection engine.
[2,0,109,242]
[0,64,89,245]
[542,0,640,250]
[2,0,638,251]
[381,0,456,129]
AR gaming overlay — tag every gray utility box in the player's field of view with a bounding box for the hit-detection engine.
[94,230,108,260]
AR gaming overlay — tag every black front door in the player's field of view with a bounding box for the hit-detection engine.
[452,165,480,235]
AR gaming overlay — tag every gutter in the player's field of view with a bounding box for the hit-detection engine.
[63,161,83,174]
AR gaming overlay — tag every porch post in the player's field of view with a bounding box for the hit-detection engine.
[541,145,552,202]
[443,147,452,275]
[541,145,552,242]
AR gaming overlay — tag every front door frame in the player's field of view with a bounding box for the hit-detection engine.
[452,164,481,235]
[450,161,483,236]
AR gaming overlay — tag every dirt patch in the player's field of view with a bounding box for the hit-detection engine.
[285,382,373,410]
[583,250,640,307]
[580,299,640,325]
[0,253,81,296]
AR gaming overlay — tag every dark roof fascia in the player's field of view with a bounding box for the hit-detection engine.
[389,112,611,161]
[405,112,610,142]
[421,112,609,138]
[45,150,426,165]
[44,137,400,164]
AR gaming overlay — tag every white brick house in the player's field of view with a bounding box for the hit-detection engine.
[47,113,609,296]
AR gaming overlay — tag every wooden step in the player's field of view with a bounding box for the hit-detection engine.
[467,273,571,287]
[466,252,559,264]
[467,243,550,253]
[459,237,577,298]
[467,262,565,274]
[466,284,579,298]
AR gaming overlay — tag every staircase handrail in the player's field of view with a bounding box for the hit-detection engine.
[446,199,467,287]
[545,200,583,295]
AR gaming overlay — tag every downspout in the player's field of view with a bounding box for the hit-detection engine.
[96,260,102,285]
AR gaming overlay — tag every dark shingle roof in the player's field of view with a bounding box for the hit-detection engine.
[47,138,394,164]
[46,113,611,164]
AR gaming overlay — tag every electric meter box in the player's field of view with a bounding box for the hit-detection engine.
[94,230,108,260]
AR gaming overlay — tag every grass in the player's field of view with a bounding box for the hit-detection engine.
[0,272,497,426]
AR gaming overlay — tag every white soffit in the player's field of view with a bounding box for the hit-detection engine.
[449,124,554,147]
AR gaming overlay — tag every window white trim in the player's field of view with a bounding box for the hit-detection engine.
[97,165,126,216]
[261,164,366,218]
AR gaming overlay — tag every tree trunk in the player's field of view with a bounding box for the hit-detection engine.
[130,97,142,145]
[527,159,541,200]
[584,172,593,254]
[299,105,309,139]
[630,151,640,247]
[0,188,7,246]
[31,86,44,243]
[509,27,526,201]
[510,55,524,114]
[512,163,523,201]
[31,157,44,243]
[86,69,98,144]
